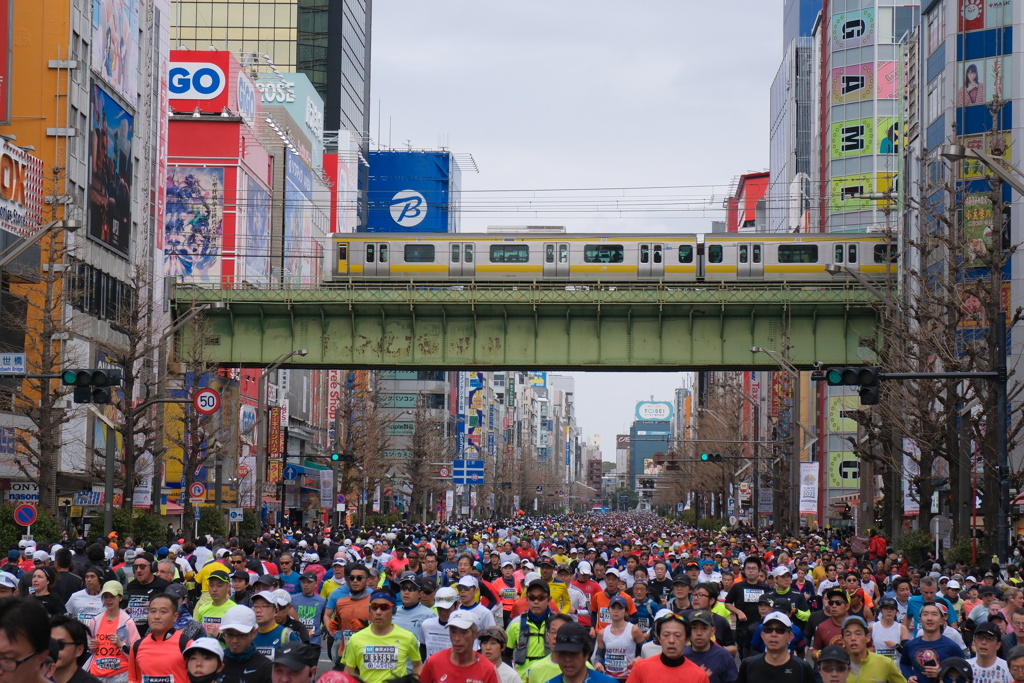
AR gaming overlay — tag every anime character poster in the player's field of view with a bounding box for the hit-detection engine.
[957,56,1011,107]
[284,150,322,285]
[88,84,133,256]
[91,0,139,107]
[163,167,224,279]
[239,172,270,282]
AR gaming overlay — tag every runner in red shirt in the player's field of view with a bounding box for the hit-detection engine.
[626,613,709,683]
[419,612,499,683]
[516,541,537,563]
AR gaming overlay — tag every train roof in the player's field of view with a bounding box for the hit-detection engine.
[333,232,889,241]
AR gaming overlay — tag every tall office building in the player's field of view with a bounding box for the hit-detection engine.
[171,0,371,140]
[769,37,815,232]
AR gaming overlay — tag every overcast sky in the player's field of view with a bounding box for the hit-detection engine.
[372,2,782,461]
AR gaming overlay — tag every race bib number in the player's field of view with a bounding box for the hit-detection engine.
[96,658,122,671]
[605,654,627,674]
[876,647,898,662]
[599,608,611,624]
[142,676,172,683]
[637,618,651,634]
[202,617,221,625]
[127,596,149,622]
[363,645,399,670]
[742,588,763,603]
[501,588,517,600]
[256,646,275,658]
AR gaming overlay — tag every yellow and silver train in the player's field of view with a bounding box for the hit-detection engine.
[330,233,896,283]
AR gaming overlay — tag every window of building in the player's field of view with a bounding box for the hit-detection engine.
[490,244,530,263]
[404,244,435,263]
[678,245,694,263]
[777,245,819,263]
[927,71,945,123]
[583,245,624,263]
[926,3,945,54]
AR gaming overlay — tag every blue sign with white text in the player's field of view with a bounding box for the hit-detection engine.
[364,151,460,233]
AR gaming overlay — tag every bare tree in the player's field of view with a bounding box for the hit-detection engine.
[406,395,453,521]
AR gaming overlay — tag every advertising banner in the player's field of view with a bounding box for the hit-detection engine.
[268,407,283,455]
[0,138,43,237]
[830,118,874,159]
[831,8,875,49]
[318,469,332,508]
[92,0,139,106]
[827,395,860,433]
[635,401,674,421]
[238,172,270,282]
[284,150,323,285]
[828,452,861,489]
[957,56,1011,106]
[961,132,1011,179]
[528,372,547,387]
[372,486,380,513]
[876,118,900,154]
[829,173,874,214]
[876,62,898,99]
[89,84,134,256]
[959,0,1010,32]
[831,63,875,104]
[799,462,819,514]
[446,490,454,512]
[456,372,466,457]
[903,439,920,515]
[238,454,256,507]
[366,150,455,232]
[164,167,224,279]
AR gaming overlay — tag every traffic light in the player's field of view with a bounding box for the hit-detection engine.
[330,452,356,463]
[639,479,656,490]
[61,369,123,404]
[822,366,880,406]
[700,452,724,463]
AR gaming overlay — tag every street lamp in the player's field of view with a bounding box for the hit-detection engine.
[939,143,1012,563]
[254,349,308,524]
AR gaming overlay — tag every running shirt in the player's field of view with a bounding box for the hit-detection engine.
[341,624,422,683]
[67,589,105,624]
[193,600,236,634]
[252,624,297,659]
[292,592,326,644]
[421,617,453,658]
[89,612,140,679]
[600,623,636,680]
[419,650,499,683]
[871,620,902,662]
[967,657,1013,683]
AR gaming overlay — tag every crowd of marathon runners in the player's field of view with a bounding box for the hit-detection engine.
[0,512,1023,683]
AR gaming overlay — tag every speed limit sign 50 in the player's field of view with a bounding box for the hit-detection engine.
[193,388,221,415]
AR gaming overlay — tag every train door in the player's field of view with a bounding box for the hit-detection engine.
[737,243,763,278]
[833,242,861,271]
[363,242,390,277]
[638,243,665,278]
[543,243,569,277]
[449,242,476,277]
[336,242,349,276]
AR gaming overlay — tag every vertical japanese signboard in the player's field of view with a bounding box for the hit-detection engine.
[268,406,283,456]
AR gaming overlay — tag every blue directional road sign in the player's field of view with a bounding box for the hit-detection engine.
[452,459,484,485]
[283,465,300,481]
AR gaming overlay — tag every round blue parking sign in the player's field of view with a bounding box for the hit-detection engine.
[14,504,36,527]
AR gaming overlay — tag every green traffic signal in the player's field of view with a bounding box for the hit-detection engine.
[826,369,844,384]
[700,453,709,461]
[331,453,340,461]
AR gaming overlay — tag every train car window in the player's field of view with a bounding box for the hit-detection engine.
[707,245,723,263]
[640,245,650,263]
[678,245,694,263]
[559,244,568,263]
[546,245,554,263]
[379,244,389,263]
[366,244,375,263]
[834,245,844,263]
[653,245,663,263]
[848,244,858,263]
[873,244,898,263]
[739,245,748,263]
[752,244,761,263]
[452,244,460,263]
[464,244,473,263]
[584,245,624,264]
[404,244,435,263]
[338,244,348,261]
[778,245,818,263]
[491,245,530,263]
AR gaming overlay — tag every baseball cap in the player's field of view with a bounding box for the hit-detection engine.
[220,605,257,633]
[300,571,319,582]
[771,566,792,577]
[398,571,420,586]
[526,578,550,595]
[447,611,478,631]
[609,595,629,609]
[183,637,224,662]
[457,575,479,589]
[825,588,848,602]
[273,643,320,671]
[688,610,714,626]
[842,615,869,632]
[165,582,188,602]
[434,587,458,608]
[32,551,48,562]
[937,658,973,682]
[478,626,508,645]
[878,597,898,610]
[757,593,774,605]
[271,589,292,607]
[254,574,277,588]
[100,580,124,597]
[538,556,554,566]
[552,622,591,653]
[576,561,593,574]
[975,621,1002,639]
[762,611,792,628]
[966,575,978,582]
[0,573,16,590]
[501,560,515,568]
[817,644,851,665]
[331,557,346,567]
[230,570,250,582]
[418,576,437,593]
[947,580,962,590]
[672,576,691,586]
[252,590,278,606]
[208,569,230,583]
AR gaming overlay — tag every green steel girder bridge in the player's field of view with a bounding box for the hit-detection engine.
[171,281,882,370]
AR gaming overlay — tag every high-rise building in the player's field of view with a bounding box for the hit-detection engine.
[783,0,823,46]
[769,37,815,232]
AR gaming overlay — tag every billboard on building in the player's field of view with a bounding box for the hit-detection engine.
[635,401,673,421]
[92,0,139,107]
[168,51,259,125]
[365,151,457,233]
[323,131,361,233]
[284,150,324,285]
[255,73,324,168]
[88,84,134,256]
[528,372,547,388]
[238,171,270,282]
[0,138,43,238]
[163,167,224,279]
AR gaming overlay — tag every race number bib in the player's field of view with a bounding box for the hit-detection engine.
[96,658,122,671]
[202,617,221,625]
[605,654,627,674]
[142,676,172,683]
[127,596,149,622]
[637,618,651,634]
[363,645,399,670]
[256,646,275,658]
[876,647,898,662]
[501,587,517,600]
[742,588,763,603]
[599,608,611,624]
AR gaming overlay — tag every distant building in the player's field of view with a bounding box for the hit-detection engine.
[725,172,769,232]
